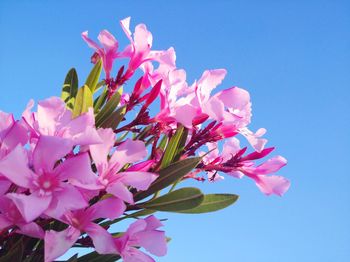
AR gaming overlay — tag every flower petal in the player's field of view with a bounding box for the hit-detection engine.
[107,182,134,204]
[110,139,147,171]
[255,156,287,174]
[45,227,80,262]
[85,222,115,254]
[88,197,126,221]
[0,145,32,188]
[32,135,72,173]
[136,230,167,256]
[90,128,115,173]
[18,222,44,239]
[7,193,51,222]
[118,171,157,191]
[55,153,100,190]
[0,214,12,230]
[45,184,88,220]
[255,175,291,196]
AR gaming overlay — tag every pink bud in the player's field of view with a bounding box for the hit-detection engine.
[91,52,100,64]
[192,113,209,126]
[211,125,237,139]
[127,160,155,171]
[142,80,162,109]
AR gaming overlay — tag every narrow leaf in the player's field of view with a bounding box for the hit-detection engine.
[72,85,93,118]
[61,68,78,110]
[85,59,102,92]
[160,125,184,169]
[175,127,188,161]
[158,135,168,150]
[177,194,239,214]
[100,105,126,129]
[0,238,24,262]
[93,88,108,113]
[134,157,201,202]
[139,187,204,212]
[95,87,123,127]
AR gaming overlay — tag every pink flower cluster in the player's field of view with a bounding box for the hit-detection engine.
[0,98,165,261]
[0,17,290,261]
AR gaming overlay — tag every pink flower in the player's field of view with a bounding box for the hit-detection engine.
[0,196,44,239]
[0,136,100,222]
[120,17,176,80]
[240,155,290,196]
[82,30,120,79]
[45,197,125,262]
[113,215,167,262]
[0,111,28,158]
[0,111,28,194]
[201,138,290,196]
[90,129,158,204]
[23,97,101,146]
[199,142,224,182]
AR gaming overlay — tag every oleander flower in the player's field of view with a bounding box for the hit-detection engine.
[113,215,167,262]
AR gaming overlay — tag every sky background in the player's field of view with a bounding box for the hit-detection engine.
[0,0,349,261]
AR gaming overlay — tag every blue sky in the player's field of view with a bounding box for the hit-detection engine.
[0,0,349,261]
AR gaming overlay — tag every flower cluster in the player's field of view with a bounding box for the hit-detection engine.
[0,17,290,262]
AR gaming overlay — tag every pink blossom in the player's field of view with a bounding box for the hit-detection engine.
[120,17,176,80]
[0,111,28,158]
[199,142,224,181]
[82,30,120,80]
[23,97,101,146]
[45,197,125,261]
[241,155,290,196]
[201,138,290,195]
[0,196,44,239]
[0,136,100,222]
[113,215,167,262]
[0,111,28,194]
[90,129,158,204]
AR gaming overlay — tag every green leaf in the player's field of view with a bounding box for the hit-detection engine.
[85,59,102,93]
[61,68,78,110]
[0,238,24,262]
[93,88,108,113]
[157,135,168,151]
[77,252,120,262]
[95,87,123,127]
[177,193,239,214]
[160,125,184,169]
[72,85,93,118]
[174,127,188,161]
[134,157,201,202]
[139,187,204,212]
[99,105,126,129]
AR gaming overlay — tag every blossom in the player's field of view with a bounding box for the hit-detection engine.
[0,136,100,222]
[201,138,290,196]
[45,197,125,262]
[0,111,28,194]
[120,17,176,80]
[82,30,120,80]
[23,97,101,146]
[113,215,167,262]
[90,128,158,204]
[199,142,224,182]
[0,196,44,239]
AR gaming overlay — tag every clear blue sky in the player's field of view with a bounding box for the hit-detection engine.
[0,0,349,261]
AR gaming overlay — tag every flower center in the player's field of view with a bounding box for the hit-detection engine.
[42,181,51,189]
[35,173,60,193]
